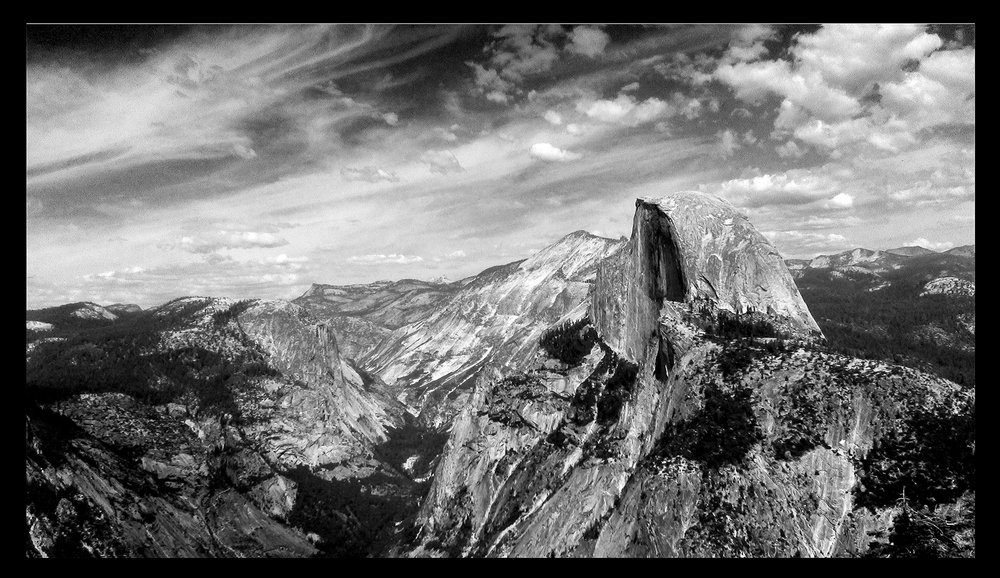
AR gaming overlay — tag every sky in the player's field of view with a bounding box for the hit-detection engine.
[26,24,975,309]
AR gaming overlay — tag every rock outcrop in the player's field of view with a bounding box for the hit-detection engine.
[592,193,822,364]
[408,192,973,558]
[920,276,975,298]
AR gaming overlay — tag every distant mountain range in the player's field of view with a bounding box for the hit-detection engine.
[785,244,975,272]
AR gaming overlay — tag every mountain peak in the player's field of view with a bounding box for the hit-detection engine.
[594,191,821,362]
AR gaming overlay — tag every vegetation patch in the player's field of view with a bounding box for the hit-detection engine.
[654,383,762,470]
[372,413,449,483]
[212,299,257,327]
[25,304,278,421]
[540,317,598,367]
[796,264,975,386]
[854,392,975,512]
[284,466,419,558]
[596,358,639,425]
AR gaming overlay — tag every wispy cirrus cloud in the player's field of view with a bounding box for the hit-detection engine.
[341,165,400,183]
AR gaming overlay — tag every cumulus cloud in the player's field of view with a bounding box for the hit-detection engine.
[825,193,854,208]
[382,112,399,126]
[577,94,675,127]
[715,170,842,208]
[544,110,562,125]
[529,142,583,162]
[713,25,974,156]
[467,62,517,103]
[906,237,955,252]
[725,24,777,62]
[341,165,400,183]
[420,149,464,174]
[619,82,640,92]
[175,230,289,253]
[776,140,806,158]
[466,25,566,103]
[566,26,610,58]
[347,253,423,264]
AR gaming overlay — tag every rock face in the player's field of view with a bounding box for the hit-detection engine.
[359,231,624,428]
[920,276,975,298]
[592,193,822,364]
[408,192,974,558]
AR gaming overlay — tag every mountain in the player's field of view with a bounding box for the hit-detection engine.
[946,244,976,258]
[885,246,938,257]
[358,231,624,429]
[403,192,973,558]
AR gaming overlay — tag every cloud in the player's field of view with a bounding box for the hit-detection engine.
[714,170,842,208]
[566,123,584,135]
[761,230,852,255]
[794,215,862,230]
[382,112,399,126]
[175,230,289,253]
[825,193,854,208]
[264,253,309,265]
[718,129,740,157]
[724,24,777,62]
[347,253,423,264]
[529,142,583,162]
[619,82,640,92]
[577,94,674,126]
[340,165,400,183]
[420,149,464,174]
[712,25,974,157]
[905,237,954,252]
[232,143,258,160]
[544,110,562,125]
[466,25,567,103]
[566,26,610,58]
[433,127,458,141]
[467,62,517,103]
[776,140,806,158]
